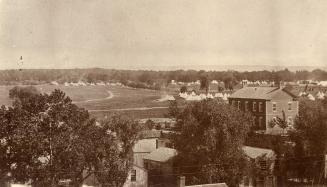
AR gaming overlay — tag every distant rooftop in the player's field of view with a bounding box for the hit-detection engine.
[229,86,297,100]
[144,147,177,162]
[139,118,176,124]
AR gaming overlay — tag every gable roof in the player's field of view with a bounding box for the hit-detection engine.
[133,138,157,153]
[229,87,297,100]
[242,146,275,159]
[187,183,228,187]
[144,147,177,162]
[139,130,162,139]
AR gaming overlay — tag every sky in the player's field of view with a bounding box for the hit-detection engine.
[0,0,327,70]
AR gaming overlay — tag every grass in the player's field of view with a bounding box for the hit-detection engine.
[0,85,177,119]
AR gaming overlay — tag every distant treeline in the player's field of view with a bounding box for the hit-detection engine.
[0,68,326,86]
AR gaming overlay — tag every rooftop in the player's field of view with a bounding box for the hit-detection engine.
[186,183,228,187]
[133,138,157,153]
[144,147,177,162]
[229,86,297,100]
[139,130,162,139]
[242,146,275,159]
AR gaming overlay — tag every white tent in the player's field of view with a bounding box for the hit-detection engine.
[307,94,315,100]
[214,92,223,98]
[317,91,325,99]
[179,92,188,99]
[211,80,218,84]
[50,81,59,85]
[207,93,214,99]
[318,81,327,86]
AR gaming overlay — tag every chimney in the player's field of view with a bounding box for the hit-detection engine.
[177,176,185,187]
[241,80,247,88]
[278,81,285,89]
[324,155,327,179]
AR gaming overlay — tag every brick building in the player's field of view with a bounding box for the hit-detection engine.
[228,86,298,134]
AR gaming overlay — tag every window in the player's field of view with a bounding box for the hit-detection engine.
[245,101,249,111]
[259,117,264,129]
[231,100,235,106]
[131,169,136,181]
[259,102,263,112]
[272,102,277,112]
[288,102,292,111]
[259,160,267,171]
[237,101,241,110]
[253,116,257,127]
[288,116,293,126]
[253,102,257,112]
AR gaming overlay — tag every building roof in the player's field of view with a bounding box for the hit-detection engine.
[187,183,228,187]
[242,146,275,159]
[144,147,177,162]
[133,138,158,153]
[139,130,162,139]
[139,118,176,124]
[229,87,297,100]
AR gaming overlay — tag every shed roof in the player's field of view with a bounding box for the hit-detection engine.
[144,147,177,162]
[133,138,157,153]
[242,146,275,159]
[186,183,228,187]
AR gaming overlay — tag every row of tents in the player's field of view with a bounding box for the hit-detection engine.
[298,91,326,100]
[178,91,230,101]
[50,81,123,87]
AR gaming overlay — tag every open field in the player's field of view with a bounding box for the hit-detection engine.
[0,85,178,119]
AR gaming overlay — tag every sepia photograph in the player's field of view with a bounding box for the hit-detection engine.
[0,0,327,187]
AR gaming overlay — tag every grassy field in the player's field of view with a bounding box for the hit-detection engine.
[0,85,178,119]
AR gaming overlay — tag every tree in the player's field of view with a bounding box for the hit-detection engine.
[288,98,327,183]
[1,87,141,187]
[145,119,155,130]
[223,72,236,91]
[180,85,188,93]
[172,99,253,186]
[268,110,289,134]
[200,75,209,93]
[95,114,143,187]
[138,71,153,85]
[9,86,40,100]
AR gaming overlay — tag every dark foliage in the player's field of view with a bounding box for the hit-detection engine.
[171,99,253,187]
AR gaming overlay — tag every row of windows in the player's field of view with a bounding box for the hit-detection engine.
[232,100,293,112]
[232,100,264,112]
[252,115,294,130]
[131,169,136,181]
[272,102,293,112]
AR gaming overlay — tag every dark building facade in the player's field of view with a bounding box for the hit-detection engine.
[228,86,298,134]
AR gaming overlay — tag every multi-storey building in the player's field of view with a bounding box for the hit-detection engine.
[228,86,298,134]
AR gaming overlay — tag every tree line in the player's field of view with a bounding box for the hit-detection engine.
[0,68,327,86]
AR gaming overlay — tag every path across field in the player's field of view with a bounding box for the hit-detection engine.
[73,90,113,103]
[88,106,169,112]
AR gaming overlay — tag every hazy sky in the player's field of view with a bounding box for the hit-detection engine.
[0,0,327,70]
